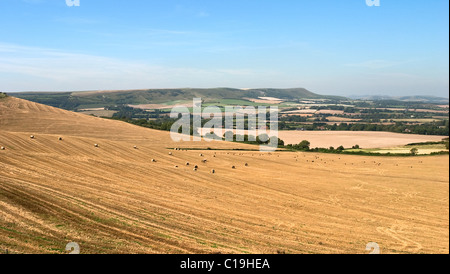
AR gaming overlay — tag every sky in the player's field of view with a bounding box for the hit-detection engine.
[0,0,448,97]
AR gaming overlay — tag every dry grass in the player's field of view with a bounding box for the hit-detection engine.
[0,97,448,254]
[282,109,316,114]
[326,117,362,122]
[316,110,345,115]
[278,130,448,149]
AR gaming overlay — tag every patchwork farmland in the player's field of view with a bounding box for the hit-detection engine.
[0,97,448,254]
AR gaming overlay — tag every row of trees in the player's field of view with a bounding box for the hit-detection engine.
[114,117,177,132]
[112,116,286,147]
[286,139,449,156]
[222,132,285,146]
[286,140,347,153]
[111,106,167,120]
[281,121,449,136]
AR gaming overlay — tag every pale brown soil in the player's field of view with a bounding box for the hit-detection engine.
[0,97,448,254]
[278,131,448,149]
[246,97,284,104]
[326,117,361,122]
[316,110,345,115]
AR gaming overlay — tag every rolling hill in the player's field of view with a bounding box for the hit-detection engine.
[0,96,448,254]
[348,95,449,104]
[8,88,345,111]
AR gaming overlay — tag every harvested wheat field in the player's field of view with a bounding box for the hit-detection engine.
[0,97,448,254]
[279,130,448,149]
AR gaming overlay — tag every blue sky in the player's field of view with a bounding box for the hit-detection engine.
[0,0,448,97]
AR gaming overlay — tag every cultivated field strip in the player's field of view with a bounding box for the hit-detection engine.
[0,97,449,254]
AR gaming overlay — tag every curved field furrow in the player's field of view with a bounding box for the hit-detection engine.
[0,97,448,254]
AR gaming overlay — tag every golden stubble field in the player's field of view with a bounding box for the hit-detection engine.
[278,130,448,149]
[0,97,448,254]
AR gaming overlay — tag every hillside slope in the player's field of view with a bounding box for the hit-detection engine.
[0,96,448,254]
[9,88,345,110]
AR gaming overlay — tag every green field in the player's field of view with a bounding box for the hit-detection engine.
[346,143,449,155]
[203,99,271,107]
[10,88,342,111]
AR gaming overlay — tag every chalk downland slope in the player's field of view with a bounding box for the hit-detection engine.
[11,88,345,110]
[0,97,448,254]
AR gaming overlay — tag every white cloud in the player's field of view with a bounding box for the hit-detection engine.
[0,43,276,92]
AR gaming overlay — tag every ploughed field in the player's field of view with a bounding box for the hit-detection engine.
[0,97,448,254]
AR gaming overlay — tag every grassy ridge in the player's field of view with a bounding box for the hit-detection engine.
[9,88,344,110]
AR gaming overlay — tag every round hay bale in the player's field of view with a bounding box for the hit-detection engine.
[244,163,248,167]
[169,152,173,155]
[199,153,203,157]
[193,168,197,171]
[194,165,198,169]
[30,135,35,139]
[232,166,236,169]
[151,159,156,162]
[134,146,138,149]
[211,169,215,174]
[58,137,63,141]
[186,162,190,166]
[94,144,99,147]
[1,146,5,150]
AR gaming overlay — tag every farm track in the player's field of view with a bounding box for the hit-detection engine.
[0,97,448,254]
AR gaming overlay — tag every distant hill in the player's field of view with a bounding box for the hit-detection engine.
[8,88,345,110]
[349,95,449,104]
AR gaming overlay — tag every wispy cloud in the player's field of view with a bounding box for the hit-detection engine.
[174,4,210,18]
[344,60,401,69]
[204,41,309,53]
[0,43,276,92]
